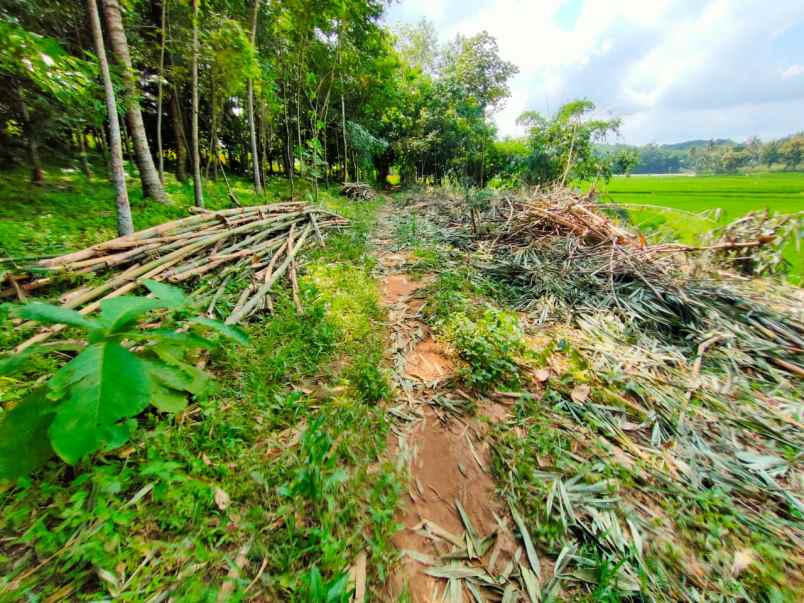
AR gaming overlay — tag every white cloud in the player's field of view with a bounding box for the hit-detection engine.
[782,64,804,79]
[384,0,804,144]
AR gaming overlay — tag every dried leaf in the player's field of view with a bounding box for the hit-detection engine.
[570,383,590,403]
[731,549,755,576]
[533,368,550,382]
[349,550,367,602]
[425,565,487,580]
[214,487,230,511]
[508,502,541,579]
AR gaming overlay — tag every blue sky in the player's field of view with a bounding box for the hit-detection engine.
[384,0,804,145]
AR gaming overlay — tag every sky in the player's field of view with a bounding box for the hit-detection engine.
[383,0,804,145]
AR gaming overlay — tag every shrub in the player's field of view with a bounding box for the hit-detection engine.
[447,307,526,391]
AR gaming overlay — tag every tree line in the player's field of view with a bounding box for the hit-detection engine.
[0,3,527,235]
[599,134,804,175]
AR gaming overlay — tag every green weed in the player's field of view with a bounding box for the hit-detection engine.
[0,176,401,601]
[446,307,526,391]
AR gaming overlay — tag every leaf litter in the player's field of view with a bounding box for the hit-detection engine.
[385,188,803,601]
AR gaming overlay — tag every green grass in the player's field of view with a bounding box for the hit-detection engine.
[0,166,401,600]
[594,172,804,280]
[0,161,298,260]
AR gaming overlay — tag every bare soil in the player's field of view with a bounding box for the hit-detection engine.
[373,211,518,602]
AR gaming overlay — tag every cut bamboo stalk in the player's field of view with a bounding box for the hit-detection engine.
[226,225,311,324]
[287,224,302,314]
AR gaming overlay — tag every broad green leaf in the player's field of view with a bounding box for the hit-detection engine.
[48,342,151,464]
[0,346,38,377]
[0,388,55,480]
[16,302,100,330]
[148,329,216,349]
[149,346,211,396]
[326,573,349,602]
[103,419,137,451]
[151,381,189,413]
[98,296,163,333]
[143,279,188,308]
[191,317,249,345]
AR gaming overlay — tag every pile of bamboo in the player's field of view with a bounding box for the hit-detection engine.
[3,202,347,352]
[340,182,376,201]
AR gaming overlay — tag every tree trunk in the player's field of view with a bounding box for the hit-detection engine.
[340,89,348,183]
[77,129,93,178]
[102,0,167,203]
[205,98,219,180]
[170,91,189,182]
[87,0,133,235]
[246,0,263,195]
[191,0,203,207]
[16,87,44,184]
[156,0,166,183]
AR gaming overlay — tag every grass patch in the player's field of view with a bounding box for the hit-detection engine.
[0,170,401,600]
[594,172,804,280]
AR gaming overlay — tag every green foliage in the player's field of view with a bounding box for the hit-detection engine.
[0,193,400,601]
[347,120,388,178]
[0,20,97,107]
[0,280,246,477]
[301,565,351,603]
[517,99,622,185]
[447,307,526,391]
[346,351,391,403]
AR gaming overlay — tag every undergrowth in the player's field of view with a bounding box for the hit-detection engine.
[0,176,401,600]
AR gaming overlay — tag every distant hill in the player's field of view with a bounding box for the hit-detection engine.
[662,139,735,150]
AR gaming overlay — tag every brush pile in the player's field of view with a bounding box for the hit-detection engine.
[340,182,376,201]
[2,202,347,351]
[395,186,803,600]
[704,208,802,276]
[411,187,804,379]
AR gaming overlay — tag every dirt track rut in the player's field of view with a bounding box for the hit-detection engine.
[372,207,519,602]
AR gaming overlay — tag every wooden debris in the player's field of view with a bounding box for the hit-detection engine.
[340,182,376,201]
[0,203,347,351]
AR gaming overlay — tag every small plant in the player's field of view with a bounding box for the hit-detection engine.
[463,186,494,236]
[447,307,526,391]
[300,565,350,603]
[0,280,247,479]
[281,416,347,504]
[346,351,391,403]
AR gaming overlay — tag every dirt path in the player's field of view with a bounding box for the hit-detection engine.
[371,206,520,602]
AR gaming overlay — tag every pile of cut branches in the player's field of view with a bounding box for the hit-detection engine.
[2,202,347,351]
[340,182,376,201]
[704,208,802,276]
[400,187,803,379]
[395,188,803,600]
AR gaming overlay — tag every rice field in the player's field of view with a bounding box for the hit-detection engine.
[597,172,804,280]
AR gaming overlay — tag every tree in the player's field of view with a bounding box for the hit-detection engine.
[393,18,440,75]
[87,0,133,235]
[517,100,621,185]
[441,31,518,113]
[779,134,803,170]
[0,18,96,182]
[101,0,167,203]
[246,0,263,194]
[190,0,203,207]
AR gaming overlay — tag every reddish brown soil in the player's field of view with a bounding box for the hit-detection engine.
[404,338,453,382]
[382,273,424,306]
[374,221,516,601]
